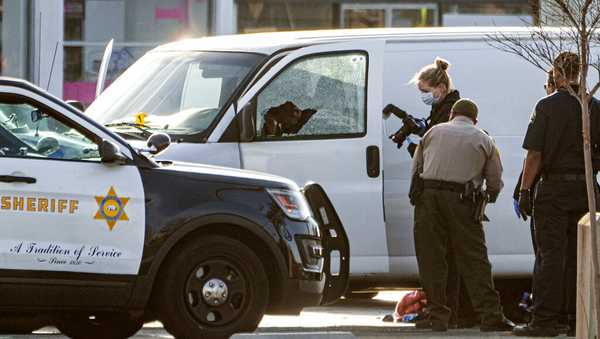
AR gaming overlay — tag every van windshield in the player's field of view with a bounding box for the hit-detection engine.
[87,51,264,140]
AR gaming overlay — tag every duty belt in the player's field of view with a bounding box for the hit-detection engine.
[423,180,465,193]
[542,173,595,181]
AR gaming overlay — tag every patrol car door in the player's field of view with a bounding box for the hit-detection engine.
[237,41,389,274]
[0,85,145,306]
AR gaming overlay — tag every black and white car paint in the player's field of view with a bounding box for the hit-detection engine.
[0,78,349,339]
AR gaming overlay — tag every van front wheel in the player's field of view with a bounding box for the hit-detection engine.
[156,235,269,339]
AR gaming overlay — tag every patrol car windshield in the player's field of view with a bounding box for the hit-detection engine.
[87,51,263,141]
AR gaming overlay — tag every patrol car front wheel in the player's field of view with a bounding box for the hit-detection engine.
[156,235,269,339]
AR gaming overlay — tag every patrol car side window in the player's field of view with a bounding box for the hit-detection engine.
[0,102,100,161]
[254,52,367,140]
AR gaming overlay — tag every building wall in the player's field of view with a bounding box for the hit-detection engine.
[32,0,64,97]
[63,0,212,104]
[0,0,536,103]
[234,0,534,33]
[1,0,29,79]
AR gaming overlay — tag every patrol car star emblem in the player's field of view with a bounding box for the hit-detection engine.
[94,186,130,231]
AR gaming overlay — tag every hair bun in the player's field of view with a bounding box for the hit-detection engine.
[435,57,450,71]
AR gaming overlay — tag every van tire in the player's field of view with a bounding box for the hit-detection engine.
[345,292,378,300]
[156,235,269,339]
[56,312,143,339]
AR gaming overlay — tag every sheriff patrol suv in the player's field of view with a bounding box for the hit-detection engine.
[0,78,349,339]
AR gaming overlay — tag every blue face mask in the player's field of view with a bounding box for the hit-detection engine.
[421,92,436,106]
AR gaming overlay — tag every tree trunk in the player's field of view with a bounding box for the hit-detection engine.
[580,97,600,333]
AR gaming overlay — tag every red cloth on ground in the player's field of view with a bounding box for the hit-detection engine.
[394,290,427,319]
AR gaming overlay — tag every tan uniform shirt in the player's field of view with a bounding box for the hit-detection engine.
[411,116,504,194]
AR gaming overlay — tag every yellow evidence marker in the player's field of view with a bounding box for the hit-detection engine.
[135,112,147,125]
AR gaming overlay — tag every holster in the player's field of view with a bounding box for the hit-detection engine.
[409,173,424,206]
[473,189,490,223]
[462,182,490,222]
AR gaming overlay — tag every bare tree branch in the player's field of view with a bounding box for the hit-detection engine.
[591,81,600,96]
[551,0,581,27]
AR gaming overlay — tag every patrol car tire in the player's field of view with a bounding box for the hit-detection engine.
[0,317,44,334]
[156,235,269,339]
[56,313,144,339]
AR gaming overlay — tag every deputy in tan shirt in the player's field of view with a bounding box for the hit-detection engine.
[411,107,504,199]
[410,98,513,332]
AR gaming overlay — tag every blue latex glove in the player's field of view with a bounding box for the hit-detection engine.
[513,199,522,219]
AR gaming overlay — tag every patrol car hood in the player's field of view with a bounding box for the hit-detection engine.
[155,160,299,190]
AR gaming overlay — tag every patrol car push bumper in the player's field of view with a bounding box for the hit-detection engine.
[303,183,350,305]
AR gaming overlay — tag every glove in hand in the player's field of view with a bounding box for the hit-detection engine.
[383,104,398,116]
[517,190,532,221]
[512,199,522,219]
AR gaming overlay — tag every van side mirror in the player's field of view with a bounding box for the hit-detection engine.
[100,139,128,164]
[66,100,85,112]
[147,133,171,155]
[238,101,256,142]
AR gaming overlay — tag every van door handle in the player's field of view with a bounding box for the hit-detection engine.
[366,146,380,178]
[0,175,37,184]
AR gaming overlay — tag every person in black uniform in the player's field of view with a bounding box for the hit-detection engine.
[512,69,571,333]
[513,52,600,337]
[403,57,476,328]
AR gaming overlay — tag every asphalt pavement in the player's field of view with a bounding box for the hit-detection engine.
[0,292,568,338]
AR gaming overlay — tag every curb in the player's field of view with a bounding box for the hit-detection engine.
[232,332,357,339]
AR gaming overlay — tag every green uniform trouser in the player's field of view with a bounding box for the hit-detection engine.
[414,188,503,326]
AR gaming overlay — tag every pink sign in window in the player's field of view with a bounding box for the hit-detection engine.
[63,82,97,105]
[155,5,188,24]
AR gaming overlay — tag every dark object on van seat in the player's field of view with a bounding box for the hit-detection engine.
[262,101,317,137]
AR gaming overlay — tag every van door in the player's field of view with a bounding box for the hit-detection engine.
[237,41,388,274]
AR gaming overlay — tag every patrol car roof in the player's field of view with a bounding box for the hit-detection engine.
[154,27,566,55]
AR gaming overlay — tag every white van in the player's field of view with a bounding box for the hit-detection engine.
[86,27,593,295]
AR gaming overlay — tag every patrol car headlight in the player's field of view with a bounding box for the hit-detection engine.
[267,188,312,221]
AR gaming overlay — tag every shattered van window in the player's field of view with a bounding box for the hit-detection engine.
[256,52,367,139]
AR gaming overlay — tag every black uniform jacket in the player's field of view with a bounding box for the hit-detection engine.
[408,90,460,157]
[523,87,600,174]
[428,89,461,129]
[522,88,600,210]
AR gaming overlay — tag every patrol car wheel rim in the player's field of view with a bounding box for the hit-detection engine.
[184,259,247,326]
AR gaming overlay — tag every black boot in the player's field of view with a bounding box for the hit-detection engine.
[512,324,560,337]
[414,319,448,332]
[480,317,515,332]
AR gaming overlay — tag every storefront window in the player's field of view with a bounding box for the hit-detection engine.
[343,9,385,28]
[237,0,338,33]
[391,8,436,27]
[63,0,212,106]
[442,2,533,26]
[235,0,536,32]
[236,1,440,32]
[341,4,438,28]
[0,0,29,78]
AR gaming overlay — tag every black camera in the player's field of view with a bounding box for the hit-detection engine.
[383,104,428,148]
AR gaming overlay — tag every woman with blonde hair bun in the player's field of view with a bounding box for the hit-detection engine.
[411,57,460,128]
